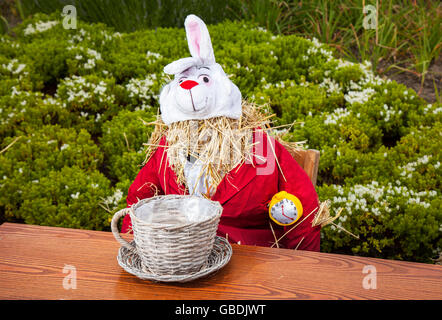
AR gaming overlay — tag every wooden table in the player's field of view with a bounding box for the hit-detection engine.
[0,222,441,300]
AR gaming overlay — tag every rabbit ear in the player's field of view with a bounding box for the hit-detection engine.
[164,57,198,75]
[185,15,215,65]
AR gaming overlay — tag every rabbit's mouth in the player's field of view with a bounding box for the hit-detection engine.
[189,90,197,111]
[174,85,211,115]
[188,92,208,112]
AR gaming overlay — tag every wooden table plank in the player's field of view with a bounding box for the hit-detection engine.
[0,222,441,300]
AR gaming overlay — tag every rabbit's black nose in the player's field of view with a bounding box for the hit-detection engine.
[180,80,199,90]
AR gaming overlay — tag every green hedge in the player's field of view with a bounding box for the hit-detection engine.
[0,13,440,262]
[100,109,156,183]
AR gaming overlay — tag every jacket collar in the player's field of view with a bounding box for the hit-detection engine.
[210,161,256,205]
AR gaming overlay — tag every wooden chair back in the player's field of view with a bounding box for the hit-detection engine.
[291,149,320,187]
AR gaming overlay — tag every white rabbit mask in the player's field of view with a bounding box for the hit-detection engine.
[159,14,242,125]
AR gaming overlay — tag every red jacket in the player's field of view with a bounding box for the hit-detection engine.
[122,130,320,251]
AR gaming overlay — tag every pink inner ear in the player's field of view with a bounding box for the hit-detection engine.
[188,21,201,57]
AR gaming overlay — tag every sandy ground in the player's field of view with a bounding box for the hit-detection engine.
[379,56,441,104]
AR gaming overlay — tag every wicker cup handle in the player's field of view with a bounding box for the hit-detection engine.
[111,207,137,253]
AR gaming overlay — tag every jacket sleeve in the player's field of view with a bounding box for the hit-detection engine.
[121,147,164,233]
[275,139,321,251]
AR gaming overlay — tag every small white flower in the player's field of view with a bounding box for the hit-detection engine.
[344,88,375,105]
[319,77,342,95]
[125,77,156,102]
[84,58,96,69]
[24,20,59,36]
[324,108,351,125]
[146,51,162,60]
[103,189,124,209]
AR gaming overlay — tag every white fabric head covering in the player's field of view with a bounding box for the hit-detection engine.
[159,15,242,125]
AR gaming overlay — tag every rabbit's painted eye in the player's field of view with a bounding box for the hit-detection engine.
[198,74,211,85]
[178,77,187,84]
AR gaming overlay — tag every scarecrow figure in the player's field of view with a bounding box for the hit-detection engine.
[122,15,321,251]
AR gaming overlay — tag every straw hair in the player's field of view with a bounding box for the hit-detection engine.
[0,136,21,155]
[312,200,359,239]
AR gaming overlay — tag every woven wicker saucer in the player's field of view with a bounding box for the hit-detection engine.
[117,236,232,283]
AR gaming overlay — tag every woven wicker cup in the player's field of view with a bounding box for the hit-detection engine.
[111,194,223,276]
